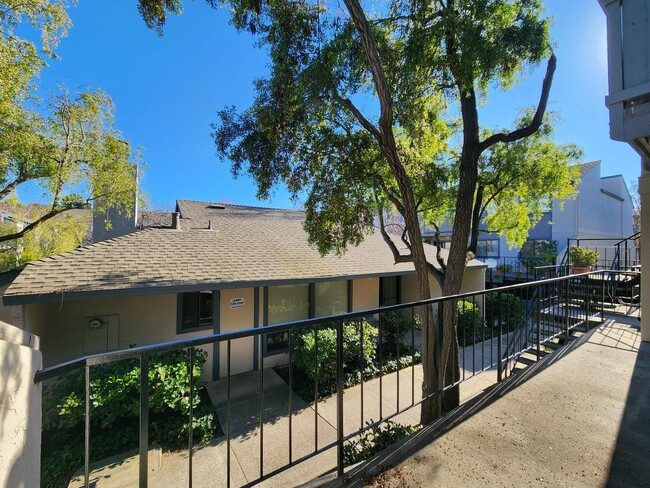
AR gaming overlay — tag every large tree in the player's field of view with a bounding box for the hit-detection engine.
[139,0,572,422]
[0,1,140,247]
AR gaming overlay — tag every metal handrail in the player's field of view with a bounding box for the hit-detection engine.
[37,270,639,488]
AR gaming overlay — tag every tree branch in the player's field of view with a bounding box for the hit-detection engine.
[332,93,382,142]
[0,203,88,244]
[478,54,557,152]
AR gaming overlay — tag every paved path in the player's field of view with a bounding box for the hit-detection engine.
[69,333,517,487]
[337,314,649,487]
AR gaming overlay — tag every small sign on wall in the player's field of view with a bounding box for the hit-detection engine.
[230,297,245,309]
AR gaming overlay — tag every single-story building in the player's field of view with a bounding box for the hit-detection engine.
[1,200,487,379]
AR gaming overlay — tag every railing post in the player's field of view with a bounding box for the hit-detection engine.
[336,319,344,477]
[188,348,194,488]
[536,285,542,360]
[139,354,149,488]
[84,363,90,488]
[564,278,570,339]
[497,292,503,382]
[436,303,443,418]
[601,272,606,323]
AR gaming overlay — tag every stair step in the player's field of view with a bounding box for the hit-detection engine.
[556,333,575,342]
[517,356,536,367]
[542,342,561,350]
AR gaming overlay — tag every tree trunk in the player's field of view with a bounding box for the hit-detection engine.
[440,88,481,414]
[341,0,443,425]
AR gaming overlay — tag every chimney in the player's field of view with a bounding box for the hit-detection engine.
[92,165,139,243]
[172,212,181,230]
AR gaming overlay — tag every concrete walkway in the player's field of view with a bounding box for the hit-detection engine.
[336,314,649,487]
[67,331,533,487]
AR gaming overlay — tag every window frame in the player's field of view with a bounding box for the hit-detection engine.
[176,290,218,334]
[263,280,352,357]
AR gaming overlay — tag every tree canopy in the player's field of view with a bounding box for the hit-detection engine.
[144,0,579,420]
[0,1,141,253]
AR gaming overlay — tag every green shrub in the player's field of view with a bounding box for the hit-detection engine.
[344,421,418,466]
[457,300,485,345]
[380,311,420,354]
[41,349,218,488]
[484,293,523,332]
[290,319,378,399]
[568,246,599,267]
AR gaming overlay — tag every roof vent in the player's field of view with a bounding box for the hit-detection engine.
[171,212,181,230]
[207,220,214,230]
[207,204,226,210]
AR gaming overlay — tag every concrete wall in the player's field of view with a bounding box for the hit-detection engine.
[0,321,41,488]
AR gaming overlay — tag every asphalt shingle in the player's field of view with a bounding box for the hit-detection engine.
[4,201,485,302]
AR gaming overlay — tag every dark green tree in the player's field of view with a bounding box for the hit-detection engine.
[141,0,568,422]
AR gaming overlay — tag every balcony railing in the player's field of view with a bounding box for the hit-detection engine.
[35,270,639,488]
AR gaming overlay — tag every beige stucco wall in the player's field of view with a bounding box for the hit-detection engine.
[25,294,216,379]
[352,277,379,312]
[0,284,13,325]
[219,288,255,377]
[401,268,485,304]
[21,268,488,379]
[0,321,41,488]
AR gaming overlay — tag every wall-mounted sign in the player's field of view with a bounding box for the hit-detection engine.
[230,298,245,309]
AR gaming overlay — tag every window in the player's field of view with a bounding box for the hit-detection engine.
[476,239,499,258]
[380,276,401,306]
[315,280,349,317]
[266,284,310,355]
[179,291,213,330]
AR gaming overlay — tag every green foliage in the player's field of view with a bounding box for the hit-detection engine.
[484,293,523,331]
[0,0,142,252]
[210,0,562,260]
[480,113,582,250]
[344,421,418,466]
[290,319,378,399]
[457,300,486,345]
[0,207,87,271]
[381,311,420,354]
[568,247,599,267]
[137,0,183,34]
[41,349,218,488]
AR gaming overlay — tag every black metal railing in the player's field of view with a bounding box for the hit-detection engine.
[35,270,639,488]
[567,234,641,271]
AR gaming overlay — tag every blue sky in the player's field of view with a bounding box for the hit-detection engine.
[33,0,641,210]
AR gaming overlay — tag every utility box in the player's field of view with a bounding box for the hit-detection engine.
[599,0,650,161]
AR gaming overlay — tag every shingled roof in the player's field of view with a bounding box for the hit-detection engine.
[3,201,485,304]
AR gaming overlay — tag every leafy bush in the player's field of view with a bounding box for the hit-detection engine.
[42,349,218,488]
[344,421,418,466]
[290,319,378,399]
[485,293,523,332]
[380,311,421,354]
[568,246,599,267]
[457,300,485,345]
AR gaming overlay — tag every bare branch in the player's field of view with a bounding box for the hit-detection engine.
[0,203,88,244]
[332,93,382,142]
[479,54,557,152]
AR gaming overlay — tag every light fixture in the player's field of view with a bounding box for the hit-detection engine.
[88,318,103,330]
